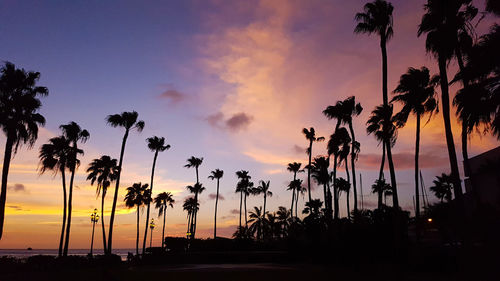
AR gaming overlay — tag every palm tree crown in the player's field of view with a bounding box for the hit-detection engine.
[106,111,145,132]
[354,0,394,42]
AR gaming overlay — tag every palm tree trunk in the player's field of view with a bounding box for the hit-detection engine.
[378,191,383,209]
[386,140,399,208]
[59,169,67,257]
[381,37,388,106]
[290,189,295,217]
[214,179,219,239]
[143,150,158,254]
[333,155,339,219]
[244,192,248,228]
[345,158,350,219]
[136,206,140,255]
[0,135,14,240]
[379,141,386,181]
[239,191,242,228]
[100,193,107,253]
[348,121,358,212]
[192,192,198,239]
[307,141,313,205]
[108,129,129,254]
[186,212,191,237]
[438,54,463,199]
[415,114,421,241]
[263,193,267,218]
[63,156,77,256]
[162,206,166,249]
[90,220,96,256]
[295,188,299,218]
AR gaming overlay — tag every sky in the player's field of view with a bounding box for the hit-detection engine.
[0,0,498,249]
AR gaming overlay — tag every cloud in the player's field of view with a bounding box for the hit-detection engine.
[358,147,450,171]
[229,209,240,215]
[208,193,225,200]
[8,183,28,193]
[206,111,253,132]
[292,145,306,155]
[159,86,187,105]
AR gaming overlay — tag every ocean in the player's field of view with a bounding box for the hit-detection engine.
[0,249,135,260]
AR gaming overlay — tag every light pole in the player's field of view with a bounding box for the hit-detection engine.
[149,218,155,249]
[90,208,99,256]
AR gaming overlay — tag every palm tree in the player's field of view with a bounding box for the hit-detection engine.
[186,182,205,238]
[38,136,71,256]
[302,127,325,205]
[184,156,203,239]
[418,0,468,200]
[371,179,391,209]
[235,170,251,228]
[430,173,453,203]
[286,162,303,217]
[355,0,394,106]
[86,155,119,253]
[248,206,267,240]
[336,177,351,219]
[327,127,351,219]
[366,104,399,207]
[310,156,331,218]
[154,192,174,249]
[287,179,301,218]
[392,66,438,228]
[294,180,305,218]
[183,197,199,238]
[383,185,393,205]
[106,111,145,254]
[0,62,47,240]
[256,180,272,217]
[302,199,323,217]
[208,169,224,239]
[60,122,89,256]
[142,136,170,254]
[124,183,149,255]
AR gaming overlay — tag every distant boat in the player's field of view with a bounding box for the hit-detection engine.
[27,247,32,251]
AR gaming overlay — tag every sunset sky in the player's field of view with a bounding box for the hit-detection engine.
[0,0,498,249]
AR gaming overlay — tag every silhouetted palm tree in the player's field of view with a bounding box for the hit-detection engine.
[294,180,306,218]
[286,162,303,217]
[183,197,199,238]
[154,192,174,249]
[303,199,323,217]
[184,156,203,239]
[302,127,325,205]
[287,179,301,218]
[142,136,170,254]
[372,179,391,209]
[124,183,149,255]
[39,136,71,256]
[430,173,453,203]
[310,156,331,218]
[328,127,351,219]
[366,104,399,207]
[208,169,224,239]
[0,62,47,240]
[336,177,351,219]
[60,122,89,256]
[86,155,119,253]
[186,182,205,238]
[392,66,438,229]
[418,0,469,199]
[255,180,272,217]
[235,170,251,228]
[248,206,267,240]
[106,111,145,254]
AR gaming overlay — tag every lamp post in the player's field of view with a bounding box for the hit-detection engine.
[90,208,99,256]
[149,218,155,249]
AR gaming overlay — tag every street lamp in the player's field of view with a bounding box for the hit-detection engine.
[90,208,99,256]
[149,218,155,249]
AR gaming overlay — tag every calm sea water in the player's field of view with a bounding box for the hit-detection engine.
[0,249,135,260]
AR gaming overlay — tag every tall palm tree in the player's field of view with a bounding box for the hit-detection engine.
[418,0,468,199]
[154,192,174,249]
[355,0,394,106]
[142,136,170,254]
[208,169,224,239]
[38,136,72,256]
[124,183,149,255]
[256,180,272,217]
[294,179,305,218]
[186,182,205,239]
[336,177,351,219]
[286,162,303,217]
[287,179,301,218]
[60,122,89,256]
[327,127,351,219]
[183,197,199,237]
[0,62,47,240]
[86,155,119,253]
[366,104,399,207]
[184,156,203,238]
[106,111,144,254]
[392,66,438,229]
[235,170,251,228]
[302,127,325,205]
[430,173,453,202]
[372,179,391,209]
